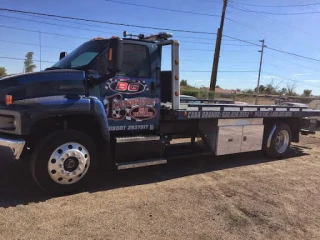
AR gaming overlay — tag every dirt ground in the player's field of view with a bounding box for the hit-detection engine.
[0,132,320,240]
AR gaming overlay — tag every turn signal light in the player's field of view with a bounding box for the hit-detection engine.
[5,95,13,105]
[108,48,113,61]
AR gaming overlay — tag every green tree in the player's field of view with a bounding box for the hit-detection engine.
[279,87,287,95]
[0,67,6,77]
[243,89,254,94]
[216,85,221,88]
[254,85,265,93]
[180,79,188,87]
[302,89,312,97]
[24,52,36,73]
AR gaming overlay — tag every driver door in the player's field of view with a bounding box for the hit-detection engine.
[100,42,160,133]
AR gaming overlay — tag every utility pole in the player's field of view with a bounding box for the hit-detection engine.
[255,39,266,105]
[210,0,228,92]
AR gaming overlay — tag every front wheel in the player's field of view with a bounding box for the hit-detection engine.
[263,124,291,158]
[30,130,97,195]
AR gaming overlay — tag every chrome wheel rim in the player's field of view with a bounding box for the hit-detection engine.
[275,130,290,153]
[48,142,90,185]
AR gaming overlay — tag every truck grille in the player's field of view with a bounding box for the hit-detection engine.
[0,114,15,131]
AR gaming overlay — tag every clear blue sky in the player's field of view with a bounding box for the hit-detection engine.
[1,0,320,95]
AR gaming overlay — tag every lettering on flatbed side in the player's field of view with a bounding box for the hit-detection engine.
[254,112,270,117]
[239,112,250,117]
[188,111,251,119]
[186,110,294,119]
[254,111,293,117]
[187,112,201,119]
[202,112,221,118]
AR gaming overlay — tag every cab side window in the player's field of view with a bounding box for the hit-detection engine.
[122,44,151,78]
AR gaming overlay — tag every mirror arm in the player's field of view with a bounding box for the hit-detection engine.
[87,71,117,88]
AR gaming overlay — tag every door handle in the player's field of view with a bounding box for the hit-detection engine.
[150,81,156,94]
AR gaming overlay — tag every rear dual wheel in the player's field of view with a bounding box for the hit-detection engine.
[263,124,291,158]
[30,130,97,195]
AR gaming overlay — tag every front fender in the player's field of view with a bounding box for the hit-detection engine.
[89,97,110,141]
[1,95,110,141]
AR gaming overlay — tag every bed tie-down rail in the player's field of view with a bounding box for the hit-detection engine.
[173,103,320,120]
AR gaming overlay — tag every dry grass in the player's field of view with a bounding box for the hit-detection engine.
[1,133,320,240]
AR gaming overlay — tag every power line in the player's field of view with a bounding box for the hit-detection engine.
[12,12,132,33]
[266,46,320,62]
[175,34,243,41]
[0,25,88,40]
[181,59,213,63]
[105,0,221,17]
[181,70,257,72]
[225,9,320,54]
[0,12,242,42]
[0,8,217,35]
[264,62,320,74]
[2,8,319,64]
[182,48,255,52]
[191,0,223,3]
[264,52,320,71]
[0,37,250,52]
[1,14,222,45]
[232,1,320,8]
[225,12,287,44]
[0,56,55,63]
[222,35,260,46]
[230,2,320,44]
[226,4,320,54]
[181,40,253,46]
[0,14,119,35]
[262,71,320,88]
[229,5,320,15]
[0,39,73,50]
[0,11,295,53]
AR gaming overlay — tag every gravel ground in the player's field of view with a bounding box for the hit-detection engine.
[0,132,320,240]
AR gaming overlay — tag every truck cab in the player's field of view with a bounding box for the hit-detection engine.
[50,33,179,134]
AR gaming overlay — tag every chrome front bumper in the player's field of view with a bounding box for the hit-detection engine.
[0,137,25,160]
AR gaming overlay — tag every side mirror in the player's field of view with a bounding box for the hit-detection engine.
[59,52,67,60]
[107,37,123,73]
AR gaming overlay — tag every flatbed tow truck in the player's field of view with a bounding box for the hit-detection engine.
[0,32,319,195]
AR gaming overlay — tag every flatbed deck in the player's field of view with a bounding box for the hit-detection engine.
[164,103,320,120]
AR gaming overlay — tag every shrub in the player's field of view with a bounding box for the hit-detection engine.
[181,89,200,98]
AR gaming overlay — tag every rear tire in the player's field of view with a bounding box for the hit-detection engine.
[30,130,97,195]
[263,124,291,158]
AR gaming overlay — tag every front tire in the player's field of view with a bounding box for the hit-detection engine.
[263,124,291,158]
[30,130,97,195]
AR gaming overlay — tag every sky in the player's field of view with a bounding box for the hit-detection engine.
[0,0,320,95]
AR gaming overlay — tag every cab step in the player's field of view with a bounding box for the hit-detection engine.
[116,158,167,170]
[115,135,160,143]
[114,135,165,164]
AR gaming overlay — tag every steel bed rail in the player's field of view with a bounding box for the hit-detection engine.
[180,99,235,104]
[187,103,309,111]
[171,104,320,120]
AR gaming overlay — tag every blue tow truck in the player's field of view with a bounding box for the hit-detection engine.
[0,32,319,195]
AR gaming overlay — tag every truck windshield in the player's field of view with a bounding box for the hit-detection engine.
[49,40,108,70]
